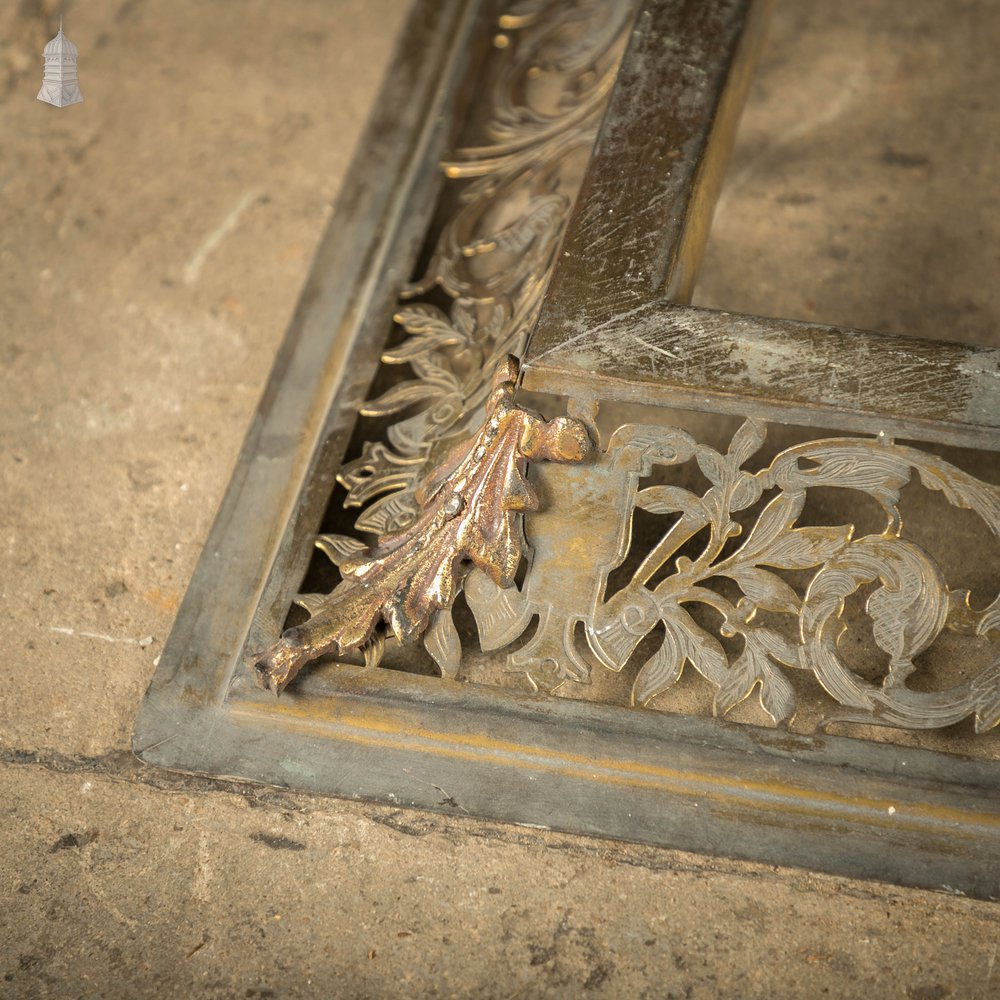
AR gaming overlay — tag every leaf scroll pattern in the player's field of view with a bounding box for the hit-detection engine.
[599,426,1000,732]
[465,420,1000,735]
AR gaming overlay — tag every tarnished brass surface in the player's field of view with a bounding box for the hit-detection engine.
[135,0,1000,898]
[253,358,590,693]
[521,302,1000,452]
[536,0,774,320]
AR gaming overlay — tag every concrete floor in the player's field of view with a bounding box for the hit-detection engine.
[1,1,998,997]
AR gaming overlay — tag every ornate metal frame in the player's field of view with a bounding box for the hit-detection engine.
[135,0,1000,899]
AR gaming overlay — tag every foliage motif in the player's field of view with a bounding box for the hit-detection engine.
[464,419,1000,733]
[274,1,1000,736]
[254,360,590,693]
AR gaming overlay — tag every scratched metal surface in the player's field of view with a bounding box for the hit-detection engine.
[534,0,772,328]
[523,303,1000,451]
[524,0,1000,451]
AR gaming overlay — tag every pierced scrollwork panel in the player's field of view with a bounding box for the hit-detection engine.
[464,419,1000,734]
[136,0,1000,902]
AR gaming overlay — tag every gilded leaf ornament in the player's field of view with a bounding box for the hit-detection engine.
[253,358,591,693]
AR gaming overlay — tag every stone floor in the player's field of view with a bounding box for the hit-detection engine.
[1,1,998,997]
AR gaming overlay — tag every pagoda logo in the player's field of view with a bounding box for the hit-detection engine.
[38,18,83,108]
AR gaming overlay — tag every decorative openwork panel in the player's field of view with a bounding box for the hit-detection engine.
[490,419,1000,731]
[135,0,1000,900]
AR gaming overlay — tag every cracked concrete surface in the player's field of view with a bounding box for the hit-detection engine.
[2,1,999,997]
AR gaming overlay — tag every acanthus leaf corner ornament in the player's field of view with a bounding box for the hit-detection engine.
[252,357,591,694]
[252,0,632,695]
